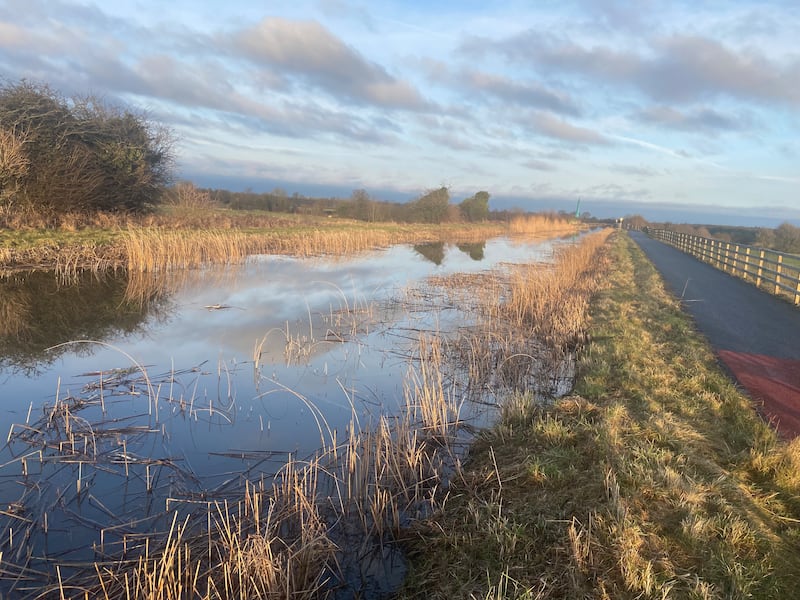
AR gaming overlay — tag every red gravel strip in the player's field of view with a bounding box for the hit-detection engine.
[718,350,800,439]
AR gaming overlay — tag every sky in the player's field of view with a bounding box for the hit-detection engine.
[1,0,799,225]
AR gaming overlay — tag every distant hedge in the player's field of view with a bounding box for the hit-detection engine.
[0,80,174,224]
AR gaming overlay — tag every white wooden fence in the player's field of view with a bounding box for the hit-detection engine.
[647,229,800,306]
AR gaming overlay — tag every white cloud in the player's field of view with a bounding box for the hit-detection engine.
[229,17,429,109]
[529,112,609,145]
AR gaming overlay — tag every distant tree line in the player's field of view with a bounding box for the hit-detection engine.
[0,80,174,226]
[206,185,495,224]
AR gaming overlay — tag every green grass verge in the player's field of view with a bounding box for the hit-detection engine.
[398,232,800,599]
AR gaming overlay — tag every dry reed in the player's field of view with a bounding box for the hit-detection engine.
[2,211,581,275]
[508,214,578,235]
[503,230,611,350]
[85,341,458,599]
[120,224,512,273]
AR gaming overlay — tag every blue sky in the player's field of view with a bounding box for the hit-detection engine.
[1,0,799,224]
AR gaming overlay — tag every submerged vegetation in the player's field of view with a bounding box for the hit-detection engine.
[400,233,800,598]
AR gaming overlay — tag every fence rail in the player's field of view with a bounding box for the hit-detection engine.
[646,229,800,306]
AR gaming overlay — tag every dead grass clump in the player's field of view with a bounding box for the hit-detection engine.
[406,335,462,440]
[503,230,611,351]
[92,460,337,599]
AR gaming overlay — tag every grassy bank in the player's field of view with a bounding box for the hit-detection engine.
[399,233,800,598]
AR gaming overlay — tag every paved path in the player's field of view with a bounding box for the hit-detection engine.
[630,231,800,437]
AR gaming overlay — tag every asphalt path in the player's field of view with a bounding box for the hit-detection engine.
[630,231,800,437]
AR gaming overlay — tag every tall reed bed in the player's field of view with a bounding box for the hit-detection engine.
[503,229,611,350]
[121,224,509,272]
[428,230,612,402]
[508,214,578,235]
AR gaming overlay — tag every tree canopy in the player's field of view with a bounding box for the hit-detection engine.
[774,222,800,254]
[408,187,450,223]
[0,80,174,225]
[459,191,490,222]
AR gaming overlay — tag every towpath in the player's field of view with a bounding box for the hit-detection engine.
[629,230,800,438]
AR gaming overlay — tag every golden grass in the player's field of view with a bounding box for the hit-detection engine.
[92,461,337,599]
[119,223,514,272]
[428,230,612,403]
[503,230,611,350]
[81,359,456,599]
[45,314,461,598]
[508,214,578,235]
[406,334,462,440]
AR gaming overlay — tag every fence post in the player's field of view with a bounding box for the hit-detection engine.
[744,247,751,281]
[775,255,783,295]
[724,243,731,272]
[733,244,740,276]
[756,250,764,287]
[795,275,800,306]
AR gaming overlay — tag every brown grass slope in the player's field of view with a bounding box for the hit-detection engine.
[399,232,800,599]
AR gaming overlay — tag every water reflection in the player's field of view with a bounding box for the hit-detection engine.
[457,241,485,261]
[409,240,485,265]
[0,271,171,374]
[412,242,445,265]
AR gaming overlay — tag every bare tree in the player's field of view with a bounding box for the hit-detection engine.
[774,222,800,254]
[0,127,30,221]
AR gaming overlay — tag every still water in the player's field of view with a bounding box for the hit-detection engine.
[0,236,565,593]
